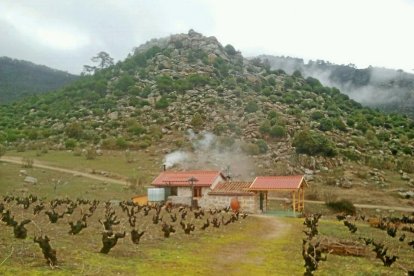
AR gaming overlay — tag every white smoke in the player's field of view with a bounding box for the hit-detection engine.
[164,151,190,169]
[163,130,256,179]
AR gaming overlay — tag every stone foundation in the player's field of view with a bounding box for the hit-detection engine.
[199,194,258,213]
[168,195,192,206]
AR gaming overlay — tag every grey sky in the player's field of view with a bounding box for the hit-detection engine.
[1,0,413,74]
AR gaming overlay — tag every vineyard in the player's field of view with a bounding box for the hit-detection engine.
[1,193,414,275]
[0,194,253,274]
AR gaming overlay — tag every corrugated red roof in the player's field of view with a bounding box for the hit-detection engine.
[209,182,254,196]
[249,175,305,190]
[152,170,224,187]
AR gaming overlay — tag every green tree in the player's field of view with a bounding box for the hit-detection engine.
[292,130,336,157]
[91,51,114,70]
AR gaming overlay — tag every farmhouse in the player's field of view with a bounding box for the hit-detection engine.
[150,170,307,214]
[151,170,226,206]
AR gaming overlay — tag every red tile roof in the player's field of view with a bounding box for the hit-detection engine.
[249,175,305,190]
[209,182,254,196]
[152,170,224,187]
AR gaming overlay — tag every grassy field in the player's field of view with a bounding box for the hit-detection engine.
[6,149,162,182]
[0,162,133,200]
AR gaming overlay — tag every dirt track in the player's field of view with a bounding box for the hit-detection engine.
[0,156,128,186]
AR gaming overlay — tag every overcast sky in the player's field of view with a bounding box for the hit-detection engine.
[1,0,413,74]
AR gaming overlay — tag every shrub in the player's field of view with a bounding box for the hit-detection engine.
[325,199,356,215]
[318,118,333,131]
[292,130,337,157]
[191,113,204,129]
[65,139,77,149]
[259,120,271,134]
[310,111,324,121]
[155,96,169,109]
[270,125,286,138]
[256,139,268,154]
[65,122,83,139]
[224,44,237,55]
[245,101,259,113]
[333,118,347,131]
[116,137,128,149]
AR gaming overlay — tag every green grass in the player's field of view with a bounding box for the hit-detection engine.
[7,149,162,181]
[317,219,414,275]
[0,162,132,200]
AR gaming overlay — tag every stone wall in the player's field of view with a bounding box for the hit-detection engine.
[177,187,192,197]
[199,194,258,213]
[168,195,192,206]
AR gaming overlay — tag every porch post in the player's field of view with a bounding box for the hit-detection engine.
[292,191,296,215]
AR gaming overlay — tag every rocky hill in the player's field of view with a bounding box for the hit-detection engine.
[258,55,414,118]
[0,30,413,182]
[0,57,78,103]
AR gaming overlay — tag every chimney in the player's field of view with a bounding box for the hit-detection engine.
[163,164,166,171]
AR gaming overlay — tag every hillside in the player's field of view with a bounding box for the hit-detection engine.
[258,55,414,118]
[0,30,413,183]
[0,57,78,103]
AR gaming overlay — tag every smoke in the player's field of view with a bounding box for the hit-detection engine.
[164,151,190,169]
[163,130,256,179]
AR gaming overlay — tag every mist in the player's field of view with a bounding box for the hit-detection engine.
[164,130,256,180]
[259,55,414,116]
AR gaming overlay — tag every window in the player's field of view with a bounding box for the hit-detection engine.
[193,187,202,198]
[170,187,177,196]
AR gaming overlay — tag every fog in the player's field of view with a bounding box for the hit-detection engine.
[260,55,414,110]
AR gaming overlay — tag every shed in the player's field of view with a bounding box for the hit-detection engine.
[249,175,307,213]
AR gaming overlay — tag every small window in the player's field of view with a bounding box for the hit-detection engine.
[193,187,202,198]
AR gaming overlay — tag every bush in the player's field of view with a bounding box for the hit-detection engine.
[65,139,77,149]
[310,111,324,121]
[155,96,169,109]
[269,125,286,138]
[256,139,268,154]
[245,101,259,113]
[65,122,83,139]
[318,118,333,131]
[116,137,128,149]
[325,199,356,215]
[292,130,337,157]
[191,113,204,129]
[224,44,237,55]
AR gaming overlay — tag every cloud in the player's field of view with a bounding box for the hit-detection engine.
[0,0,413,74]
